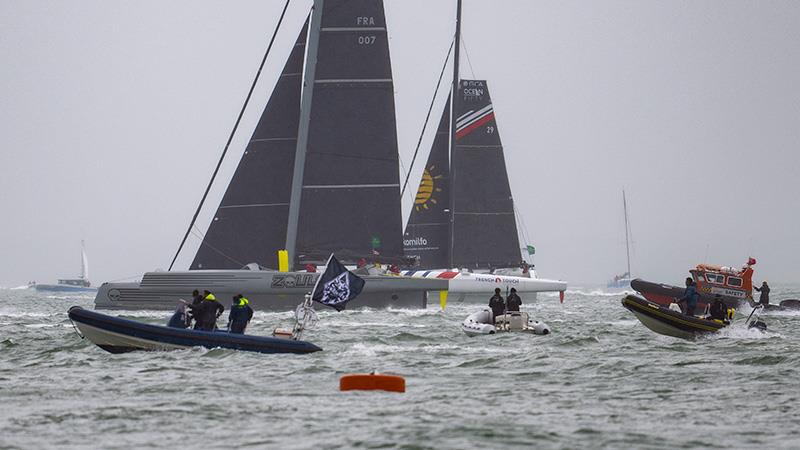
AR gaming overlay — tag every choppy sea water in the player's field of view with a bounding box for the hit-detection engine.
[1,287,799,449]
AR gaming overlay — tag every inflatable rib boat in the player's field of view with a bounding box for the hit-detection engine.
[748,298,800,312]
[621,295,730,339]
[67,306,322,354]
[461,309,550,337]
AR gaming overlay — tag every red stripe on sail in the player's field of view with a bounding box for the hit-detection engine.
[455,112,494,140]
[436,271,459,279]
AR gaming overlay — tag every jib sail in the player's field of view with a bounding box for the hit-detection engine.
[450,79,521,269]
[403,100,451,268]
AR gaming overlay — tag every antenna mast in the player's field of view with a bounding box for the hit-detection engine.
[285,0,324,271]
[623,190,631,277]
[448,0,462,269]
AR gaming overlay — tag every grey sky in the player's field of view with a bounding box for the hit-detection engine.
[1,0,799,287]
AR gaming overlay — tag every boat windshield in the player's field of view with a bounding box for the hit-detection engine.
[705,273,725,284]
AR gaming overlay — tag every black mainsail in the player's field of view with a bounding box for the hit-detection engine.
[403,100,451,268]
[295,0,403,263]
[451,79,521,269]
[194,0,403,269]
[191,20,309,270]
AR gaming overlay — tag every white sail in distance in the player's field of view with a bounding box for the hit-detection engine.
[81,240,89,281]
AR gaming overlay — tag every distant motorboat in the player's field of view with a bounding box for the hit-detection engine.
[461,309,550,337]
[34,240,96,293]
[607,273,632,289]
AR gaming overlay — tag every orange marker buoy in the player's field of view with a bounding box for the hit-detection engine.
[340,373,405,393]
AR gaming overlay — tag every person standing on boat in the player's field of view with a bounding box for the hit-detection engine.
[677,278,699,316]
[506,288,522,312]
[187,289,204,327]
[190,289,204,306]
[489,288,505,321]
[754,281,771,307]
[227,294,254,334]
[708,294,727,321]
[167,300,191,329]
[188,290,225,331]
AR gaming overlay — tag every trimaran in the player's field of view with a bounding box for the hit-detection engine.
[401,0,566,302]
[94,0,565,310]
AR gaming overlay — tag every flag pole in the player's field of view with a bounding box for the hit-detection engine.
[292,253,332,340]
[310,253,334,298]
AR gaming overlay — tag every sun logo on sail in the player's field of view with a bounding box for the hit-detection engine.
[414,165,443,211]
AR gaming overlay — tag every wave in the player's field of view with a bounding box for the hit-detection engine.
[733,355,788,366]
[709,325,780,340]
[539,289,629,298]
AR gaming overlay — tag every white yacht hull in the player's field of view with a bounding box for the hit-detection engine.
[402,270,566,298]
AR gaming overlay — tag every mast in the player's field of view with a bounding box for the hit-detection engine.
[285,0,324,271]
[623,190,631,277]
[448,0,462,269]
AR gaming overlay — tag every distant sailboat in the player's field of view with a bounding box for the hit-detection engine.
[607,190,633,289]
[34,240,96,293]
[94,0,445,310]
[401,0,567,299]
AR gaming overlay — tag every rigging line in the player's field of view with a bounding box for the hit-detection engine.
[400,38,455,199]
[308,152,399,162]
[191,223,207,240]
[514,206,528,245]
[189,228,247,269]
[514,200,535,262]
[398,153,409,196]
[514,205,533,254]
[460,34,476,79]
[105,274,145,283]
[168,0,293,271]
[188,223,250,268]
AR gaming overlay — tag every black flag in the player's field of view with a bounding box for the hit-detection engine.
[311,254,365,311]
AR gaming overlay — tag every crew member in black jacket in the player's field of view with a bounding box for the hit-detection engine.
[754,281,771,307]
[708,294,727,321]
[189,291,225,331]
[489,288,505,321]
[506,288,522,312]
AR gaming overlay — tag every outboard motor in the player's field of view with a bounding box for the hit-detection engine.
[748,319,767,332]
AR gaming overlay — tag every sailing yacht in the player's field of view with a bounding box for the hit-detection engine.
[94,0,445,310]
[402,0,567,301]
[34,240,96,293]
[607,190,633,289]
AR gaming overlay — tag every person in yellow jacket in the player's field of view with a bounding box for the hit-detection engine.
[227,294,254,334]
[188,290,224,331]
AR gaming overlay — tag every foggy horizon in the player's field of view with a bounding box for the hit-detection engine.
[2,0,799,288]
